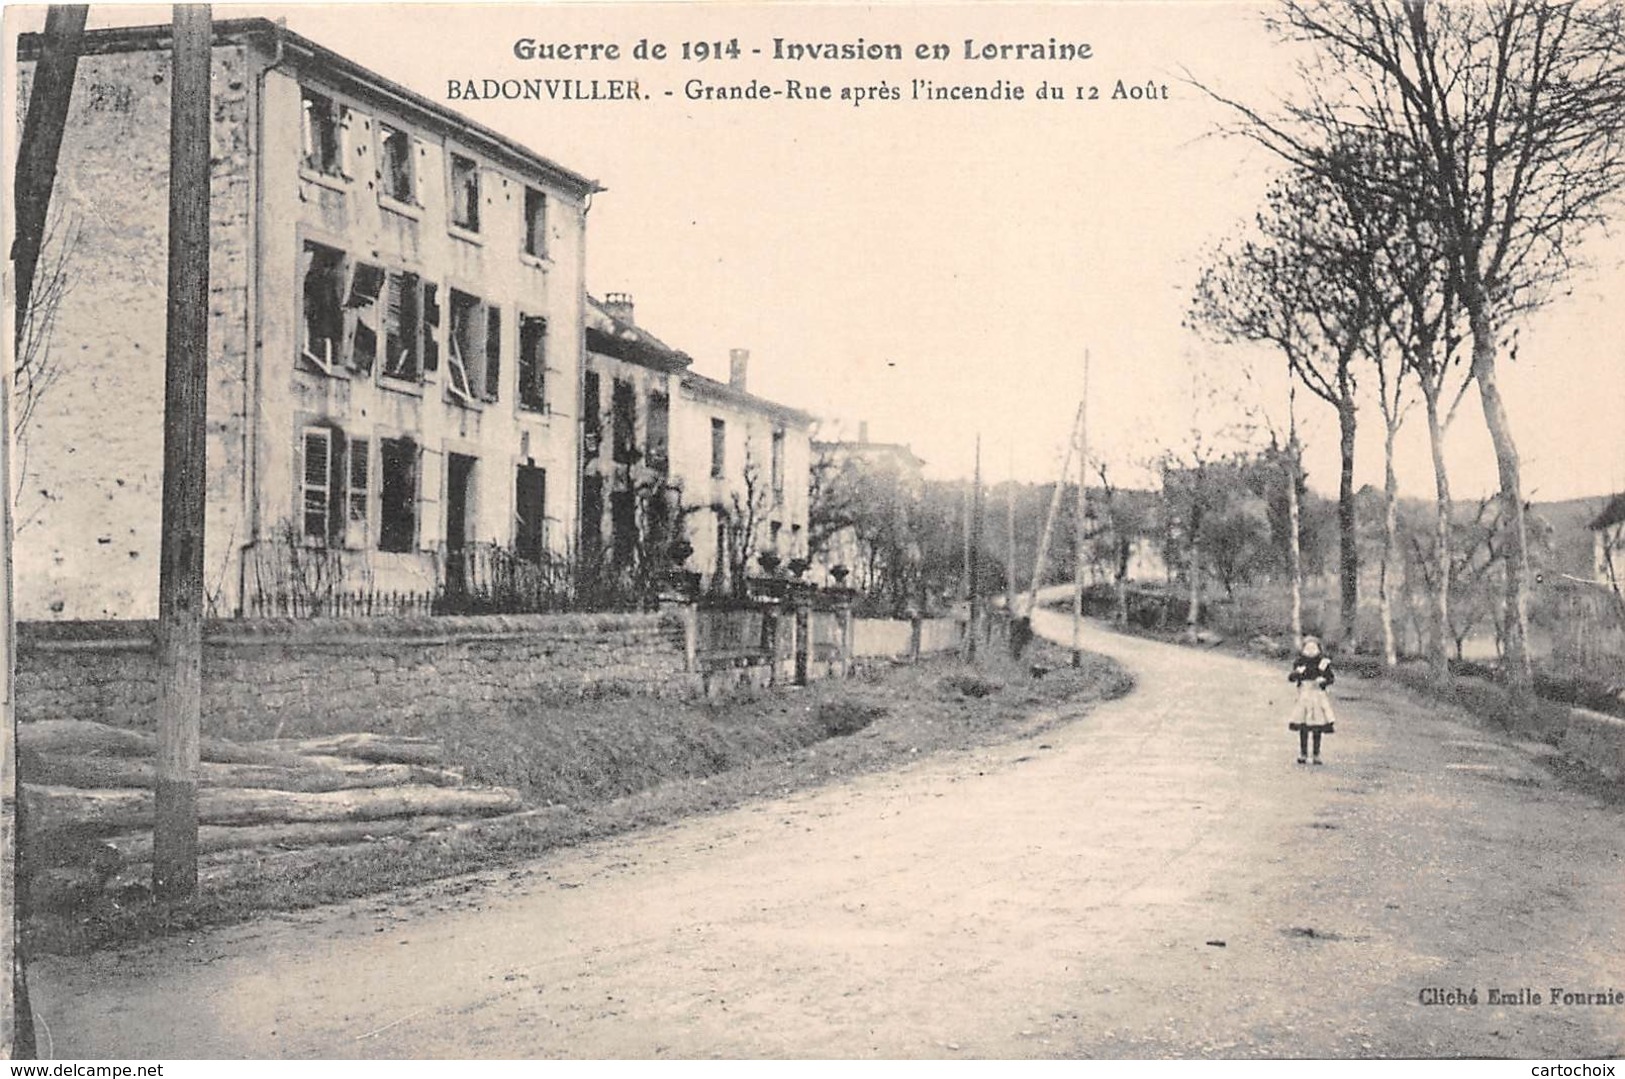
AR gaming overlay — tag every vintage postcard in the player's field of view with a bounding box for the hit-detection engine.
[4,0,1624,1063]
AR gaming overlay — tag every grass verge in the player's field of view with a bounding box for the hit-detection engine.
[25,641,1132,957]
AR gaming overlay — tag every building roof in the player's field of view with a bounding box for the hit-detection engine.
[17,17,601,199]
[1590,492,1625,531]
[812,439,927,472]
[682,371,815,429]
[584,296,692,375]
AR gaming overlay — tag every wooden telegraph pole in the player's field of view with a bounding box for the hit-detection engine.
[9,5,88,1056]
[968,434,982,661]
[1071,351,1090,666]
[153,3,213,903]
[1005,446,1017,617]
[1026,401,1082,616]
[12,5,87,345]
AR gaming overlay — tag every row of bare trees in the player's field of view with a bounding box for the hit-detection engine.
[1188,0,1625,705]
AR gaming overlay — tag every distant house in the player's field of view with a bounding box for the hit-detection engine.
[809,423,926,593]
[580,295,813,595]
[677,351,814,594]
[1591,492,1625,586]
[580,294,690,591]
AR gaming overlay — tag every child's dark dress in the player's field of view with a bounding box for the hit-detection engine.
[1288,651,1336,760]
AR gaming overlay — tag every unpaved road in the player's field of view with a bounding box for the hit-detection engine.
[29,611,1625,1058]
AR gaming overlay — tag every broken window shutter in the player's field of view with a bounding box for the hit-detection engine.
[348,263,385,307]
[485,306,502,401]
[447,336,473,402]
[399,272,422,379]
[382,273,406,378]
[328,427,349,547]
[422,282,441,373]
[385,272,403,324]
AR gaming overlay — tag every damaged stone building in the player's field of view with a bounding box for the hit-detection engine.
[583,295,813,596]
[14,18,594,618]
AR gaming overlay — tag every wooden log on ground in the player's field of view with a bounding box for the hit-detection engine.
[296,757,465,787]
[18,720,152,757]
[256,733,444,766]
[101,815,462,864]
[20,720,337,768]
[23,783,521,838]
[24,754,465,793]
[22,785,149,835]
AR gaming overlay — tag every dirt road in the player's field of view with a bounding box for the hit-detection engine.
[28,612,1625,1058]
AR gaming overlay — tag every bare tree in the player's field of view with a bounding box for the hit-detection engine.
[1373,172,1475,680]
[1191,160,1398,647]
[12,206,78,532]
[717,440,769,597]
[1209,0,1625,703]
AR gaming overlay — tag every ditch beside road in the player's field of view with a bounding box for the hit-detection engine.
[27,611,1625,1058]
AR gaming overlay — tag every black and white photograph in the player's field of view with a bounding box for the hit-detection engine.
[2,0,1623,1063]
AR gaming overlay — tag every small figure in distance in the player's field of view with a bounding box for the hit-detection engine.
[1287,635,1337,766]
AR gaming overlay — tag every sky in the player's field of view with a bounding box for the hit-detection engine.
[11,0,1625,506]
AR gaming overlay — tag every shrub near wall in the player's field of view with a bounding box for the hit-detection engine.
[16,613,697,741]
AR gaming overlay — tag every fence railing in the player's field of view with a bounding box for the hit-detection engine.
[695,605,770,660]
[245,589,437,619]
[438,544,578,615]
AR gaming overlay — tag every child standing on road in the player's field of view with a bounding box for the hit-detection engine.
[1288,636,1337,766]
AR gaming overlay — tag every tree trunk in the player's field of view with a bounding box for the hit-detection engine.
[1423,390,1454,686]
[1286,439,1304,649]
[1379,421,1400,667]
[1337,396,1359,649]
[1465,293,1534,709]
[1115,542,1130,625]
[1186,541,1202,643]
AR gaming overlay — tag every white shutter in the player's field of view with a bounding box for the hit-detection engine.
[339,107,364,179]
[347,437,371,547]
[418,447,443,549]
[302,429,332,544]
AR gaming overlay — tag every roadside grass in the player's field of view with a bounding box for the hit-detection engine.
[25,641,1132,957]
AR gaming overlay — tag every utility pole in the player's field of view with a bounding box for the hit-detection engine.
[153,3,213,903]
[1072,350,1090,667]
[968,434,982,661]
[8,6,87,1056]
[960,485,971,601]
[1286,381,1303,650]
[1027,401,1083,615]
[12,5,87,347]
[1005,445,1017,617]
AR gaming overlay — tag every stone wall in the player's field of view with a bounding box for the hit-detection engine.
[15,613,695,741]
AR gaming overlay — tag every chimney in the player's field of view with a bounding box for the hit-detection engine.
[729,348,749,392]
[603,291,635,326]
[858,420,870,444]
